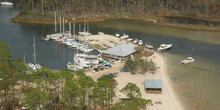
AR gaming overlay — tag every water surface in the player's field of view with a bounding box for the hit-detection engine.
[1,5,220,110]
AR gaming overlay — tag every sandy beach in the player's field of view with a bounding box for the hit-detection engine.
[83,34,184,110]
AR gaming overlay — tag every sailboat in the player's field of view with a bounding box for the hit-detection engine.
[28,37,42,71]
[78,18,91,36]
[45,11,62,41]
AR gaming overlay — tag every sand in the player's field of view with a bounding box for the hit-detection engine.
[83,34,184,110]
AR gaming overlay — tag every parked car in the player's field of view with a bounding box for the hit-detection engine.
[94,68,99,72]
[108,72,118,77]
[98,66,104,70]
[120,67,130,72]
[110,60,115,64]
[90,68,99,72]
[104,64,112,69]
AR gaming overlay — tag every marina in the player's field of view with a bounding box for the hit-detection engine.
[1,5,220,110]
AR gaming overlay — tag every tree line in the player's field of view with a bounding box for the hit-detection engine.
[14,0,220,19]
[0,42,152,110]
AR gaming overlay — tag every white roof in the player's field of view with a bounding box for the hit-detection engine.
[101,44,136,57]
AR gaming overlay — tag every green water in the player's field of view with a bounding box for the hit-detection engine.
[1,5,220,110]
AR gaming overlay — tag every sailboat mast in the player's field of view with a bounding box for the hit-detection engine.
[54,11,57,34]
[69,22,71,34]
[84,17,86,32]
[23,54,25,63]
[192,48,194,57]
[63,17,65,34]
[60,16,62,34]
[87,21,89,32]
[73,23,75,37]
[79,24,81,32]
[33,37,36,64]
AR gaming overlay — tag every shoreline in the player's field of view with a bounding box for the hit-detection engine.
[158,52,185,110]
[11,14,220,31]
[81,34,185,109]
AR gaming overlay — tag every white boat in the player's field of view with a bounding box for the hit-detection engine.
[138,40,143,45]
[115,33,120,37]
[157,44,172,51]
[78,31,91,36]
[98,31,104,35]
[120,34,129,39]
[75,54,100,65]
[41,36,50,41]
[133,39,138,44]
[83,47,94,53]
[127,38,133,42]
[145,42,153,49]
[28,37,42,71]
[67,62,83,71]
[0,2,13,6]
[182,57,195,64]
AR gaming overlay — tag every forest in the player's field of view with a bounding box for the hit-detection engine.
[0,42,152,110]
[14,0,220,20]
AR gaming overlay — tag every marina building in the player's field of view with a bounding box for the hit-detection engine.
[101,44,137,59]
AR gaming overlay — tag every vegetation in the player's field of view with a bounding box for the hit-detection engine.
[113,83,152,110]
[124,55,157,74]
[13,0,220,22]
[0,42,152,109]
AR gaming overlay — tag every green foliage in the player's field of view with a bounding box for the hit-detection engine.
[0,42,153,109]
[24,87,48,109]
[112,97,152,110]
[120,82,141,99]
[124,55,157,74]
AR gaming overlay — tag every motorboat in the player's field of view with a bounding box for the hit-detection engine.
[145,42,153,49]
[98,31,104,35]
[0,2,13,6]
[138,40,143,45]
[115,33,120,37]
[157,44,172,51]
[41,36,50,41]
[74,54,100,65]
[133,39,138,44]
[127,38,133,42]
[182,57,195,64]
[120,34,129,39]
[78,31,91,36]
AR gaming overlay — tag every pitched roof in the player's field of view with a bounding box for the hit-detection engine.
[101,44,136,57]
[145,79,162,89]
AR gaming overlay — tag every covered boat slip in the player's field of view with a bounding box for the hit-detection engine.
[145,79,162,93]
[101,44,137,59]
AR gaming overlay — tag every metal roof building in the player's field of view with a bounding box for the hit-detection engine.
[101,44,137,59]
[144,79,162,93]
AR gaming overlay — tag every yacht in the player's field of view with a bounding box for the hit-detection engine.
[182,57,195,64]
[28,37,42,71]
[157,44,172,51]
[74,54,101,65]
[127,38,133,42]
[138,40,143,45]
[115,33,120,37]
[0,2,13,6]
[133,39,138,44]
[145,42,153,49]
[78,31,91,36]
[98,31,104,35]
[120,34,129,39]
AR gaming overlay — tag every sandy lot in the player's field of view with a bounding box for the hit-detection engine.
[85,52,184,110]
